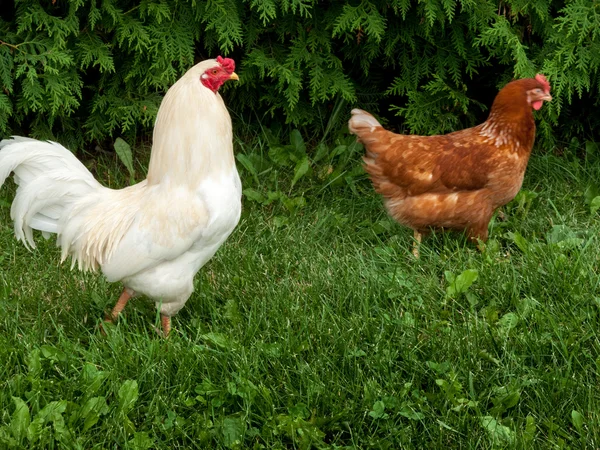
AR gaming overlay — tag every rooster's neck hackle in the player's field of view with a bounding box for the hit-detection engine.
[147,69,235,186]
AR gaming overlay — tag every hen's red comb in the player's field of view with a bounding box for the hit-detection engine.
[535,74,550,93]
[217,56,235,74]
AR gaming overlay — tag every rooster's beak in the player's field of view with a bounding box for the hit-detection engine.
[229,72,239,81]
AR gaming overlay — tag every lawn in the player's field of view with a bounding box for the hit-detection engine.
[0,141,599,449]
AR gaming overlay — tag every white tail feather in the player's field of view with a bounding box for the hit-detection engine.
[0,137,102,252]
[30,214,60,234]
[348,109,382,135]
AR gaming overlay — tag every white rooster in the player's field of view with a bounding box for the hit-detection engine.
[0,57,241,336]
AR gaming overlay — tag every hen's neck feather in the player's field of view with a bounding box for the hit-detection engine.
[147,77,234,186]
[479,98,535,151]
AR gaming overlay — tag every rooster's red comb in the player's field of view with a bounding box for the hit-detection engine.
[535,74,550,94]
[217,56,235,74]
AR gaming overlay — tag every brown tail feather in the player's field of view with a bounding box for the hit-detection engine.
[349,109,405,200]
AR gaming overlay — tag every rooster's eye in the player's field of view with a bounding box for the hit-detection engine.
[211,69,218,75]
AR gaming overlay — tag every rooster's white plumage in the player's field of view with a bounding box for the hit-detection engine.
[0,57,241,335]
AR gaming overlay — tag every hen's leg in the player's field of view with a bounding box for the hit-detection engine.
[466,201,493,249]
[106,287,134,322]
[467,222,490,251]
[412,230,422,258]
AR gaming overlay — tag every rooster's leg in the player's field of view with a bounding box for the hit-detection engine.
[412,230,422,258]
[161,314,171,337]
[106,287,134,322]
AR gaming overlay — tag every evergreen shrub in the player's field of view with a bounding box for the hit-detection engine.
[0,0,598,150]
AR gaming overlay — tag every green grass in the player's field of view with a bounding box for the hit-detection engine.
[1,145,600,449]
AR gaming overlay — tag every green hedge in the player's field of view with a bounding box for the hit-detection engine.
[0,0,598,150]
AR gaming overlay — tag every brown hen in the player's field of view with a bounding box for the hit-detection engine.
[349,75,552,256]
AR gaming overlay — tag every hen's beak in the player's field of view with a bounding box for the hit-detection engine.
[540,93,552,102]
[229,72,239,81]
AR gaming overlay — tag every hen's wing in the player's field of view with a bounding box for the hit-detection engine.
[364,127,496,196]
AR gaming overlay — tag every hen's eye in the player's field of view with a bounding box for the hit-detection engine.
[211,69,218,75]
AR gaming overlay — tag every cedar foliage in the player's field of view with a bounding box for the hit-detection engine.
[0,0,598,150]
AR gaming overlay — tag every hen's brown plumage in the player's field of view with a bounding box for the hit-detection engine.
[349,75,552,251]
